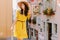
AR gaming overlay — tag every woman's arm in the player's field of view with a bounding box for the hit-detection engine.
[11,18,17,30]
[11,10,19,30]
[11,18,17,26]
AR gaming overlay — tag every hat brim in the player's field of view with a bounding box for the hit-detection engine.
[17,1,29,7]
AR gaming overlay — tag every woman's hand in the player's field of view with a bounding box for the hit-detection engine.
[10,19,17,31]
[10,25,14,31]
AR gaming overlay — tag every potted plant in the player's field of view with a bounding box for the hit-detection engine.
[43,8,55,16]
[46,0,51,2]
[33,5,40,15]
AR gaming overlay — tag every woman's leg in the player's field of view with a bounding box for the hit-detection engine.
[17,38,23,40]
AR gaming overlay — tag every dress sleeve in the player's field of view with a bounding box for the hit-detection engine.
[16,10,19,18]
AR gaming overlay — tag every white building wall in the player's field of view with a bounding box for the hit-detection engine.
[57,0,60,40]
[28,0,60,40]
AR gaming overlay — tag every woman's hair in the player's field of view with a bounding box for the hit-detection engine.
[18,2,29,16]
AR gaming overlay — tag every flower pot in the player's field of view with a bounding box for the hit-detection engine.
[43,8,55,16]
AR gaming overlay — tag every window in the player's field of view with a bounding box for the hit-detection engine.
[30,28,33,36]
[37,16,41,26]
[34,29,38,40]
[43,0,57,11]
[43,22,45,31]
[34,29,38,37]
[54,24,57,34]
[40,28,42,32]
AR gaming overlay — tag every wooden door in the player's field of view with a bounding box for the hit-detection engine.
[0,0,12,38]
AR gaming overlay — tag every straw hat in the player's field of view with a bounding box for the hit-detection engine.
[17,1,29,8]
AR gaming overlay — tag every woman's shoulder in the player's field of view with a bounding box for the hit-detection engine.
[16,9,21,16]
[16,9,21,12]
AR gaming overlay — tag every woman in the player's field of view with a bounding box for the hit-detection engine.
[11,1,31,40]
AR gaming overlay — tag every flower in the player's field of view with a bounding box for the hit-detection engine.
[43,8,55,16]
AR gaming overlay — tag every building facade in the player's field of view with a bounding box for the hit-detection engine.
[27,0,60,40]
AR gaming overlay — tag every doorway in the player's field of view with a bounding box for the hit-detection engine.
[47,23,52,40]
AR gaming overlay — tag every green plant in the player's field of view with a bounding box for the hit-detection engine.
[47,0,50,2]
[43,8,55,16]
[47,0,50,1]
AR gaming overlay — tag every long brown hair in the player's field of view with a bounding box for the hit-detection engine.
[18,1,29,16]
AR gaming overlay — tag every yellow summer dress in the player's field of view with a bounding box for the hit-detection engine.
[14,10,30,38]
